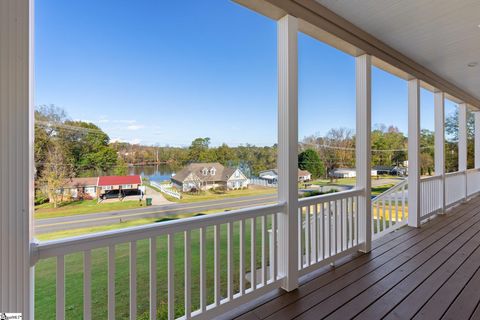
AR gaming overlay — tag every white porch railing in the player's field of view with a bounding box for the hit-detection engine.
[467,168,480,197]
[420,175,443,220]
[33,203,285,320]
[297,189,363,276]
[371,180,408,240]
[445,171,467,207]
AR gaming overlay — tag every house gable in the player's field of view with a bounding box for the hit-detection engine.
[226,168,247,182]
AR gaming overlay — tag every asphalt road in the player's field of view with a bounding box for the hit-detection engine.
[35,194,278,234]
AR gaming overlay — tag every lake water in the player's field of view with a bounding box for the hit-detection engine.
[129,165,178,183]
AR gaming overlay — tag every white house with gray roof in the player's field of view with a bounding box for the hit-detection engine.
[171,162,249,192]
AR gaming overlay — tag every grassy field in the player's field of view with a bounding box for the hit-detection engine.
[166,186,276,203]
[35,200,146,219]
[35,218,270,319]
[371,184,395,196]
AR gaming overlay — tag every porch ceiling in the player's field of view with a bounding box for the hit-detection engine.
[316,0,480,102]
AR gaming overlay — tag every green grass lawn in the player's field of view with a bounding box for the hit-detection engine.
[371,184,395,196]
[35,199,146,220]
[35,218,271,319]
[166,187,276,203]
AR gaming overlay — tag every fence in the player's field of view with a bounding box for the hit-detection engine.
[249,178,278,188]
[151,181,182,199]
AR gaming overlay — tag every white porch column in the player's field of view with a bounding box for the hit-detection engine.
[475,111,480,169]
[434,91,445,213]
[277,14,299,291]
[408,79,421,227]
[458,103,468,172]
[0,0,35,317]
[458,103,468,200]
[355,54,372,253]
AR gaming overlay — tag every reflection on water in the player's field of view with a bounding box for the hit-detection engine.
[129,165,179,183]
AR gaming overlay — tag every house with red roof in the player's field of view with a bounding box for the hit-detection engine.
[97,175,143,198]
[55,175,143,200]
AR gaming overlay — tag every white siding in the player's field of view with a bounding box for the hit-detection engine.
[0,0,33,316]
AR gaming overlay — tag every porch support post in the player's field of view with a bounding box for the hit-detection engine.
[458,103,468,200]
[434,91,445,213]
[277,14,299,291]
[0,0,35,317]
[355,54,372,253]
[408,79,421,227]
[475,111,480,169]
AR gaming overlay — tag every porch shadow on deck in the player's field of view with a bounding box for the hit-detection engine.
[228,195,480,320]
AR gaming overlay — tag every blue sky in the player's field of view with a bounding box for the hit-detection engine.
[35,0,454,147]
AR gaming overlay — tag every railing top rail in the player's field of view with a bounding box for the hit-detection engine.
[298,188,364,207]
[34,201,285,261]
[372,180,407,202]
[420,175,443,182]
[445,170,467,177]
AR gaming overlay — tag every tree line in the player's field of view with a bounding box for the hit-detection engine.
[36,104,473,206]
[35,105,127,206]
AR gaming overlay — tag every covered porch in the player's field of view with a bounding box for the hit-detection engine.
[234,196,480,320]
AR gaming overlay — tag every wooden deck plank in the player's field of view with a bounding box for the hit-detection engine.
[299,206,480,319]
[411,243,480,320]
[344,217,480,319]
[469,301,480,320]
[442,263,480,320]
[232,196,480,320]
[358,221,480,320]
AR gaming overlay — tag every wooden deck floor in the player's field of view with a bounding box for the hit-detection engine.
[233,196,480,320]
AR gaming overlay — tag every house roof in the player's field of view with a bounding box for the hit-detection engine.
[63,177,97,188]
[97,175,142,186]
[373,165,394,171]
[172,163,243,183]
[333,168,356,172]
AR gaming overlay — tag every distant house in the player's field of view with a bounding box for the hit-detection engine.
[258,168,312,183]
[330,168,378,179]
[373,165,394,175]
[97,175,143,197]
[60,177,97,199]
[56,175,143,200]
[171,163,248,192]
[373,165,407,177]
[298,169,312,182]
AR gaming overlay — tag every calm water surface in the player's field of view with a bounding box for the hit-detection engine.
[129,165,178,183]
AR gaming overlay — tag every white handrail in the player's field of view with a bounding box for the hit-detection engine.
[34,202,285,260]
[445,170,466,177]
[420,175,442,182]
[372,180,407,202]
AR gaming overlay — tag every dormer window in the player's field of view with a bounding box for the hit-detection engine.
[210,168,216,175]
[202,168,208,176]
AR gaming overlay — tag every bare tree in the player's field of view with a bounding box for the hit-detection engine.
[39,142,72,208]
[301,128,355,181]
